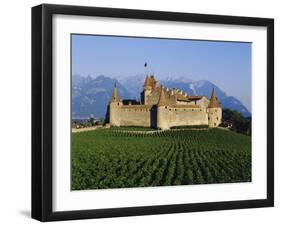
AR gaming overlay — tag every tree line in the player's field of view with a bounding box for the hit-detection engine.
[222,109,251,136]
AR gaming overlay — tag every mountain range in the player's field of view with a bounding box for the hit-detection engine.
[72,74,251,119]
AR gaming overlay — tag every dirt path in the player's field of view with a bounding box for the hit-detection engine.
[72,126,103,133]
[72,126,223,134]
[110,128,210,134]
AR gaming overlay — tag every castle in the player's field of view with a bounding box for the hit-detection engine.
[108,75,222,130]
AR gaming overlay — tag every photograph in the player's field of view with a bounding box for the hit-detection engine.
[30,3,274,221]
[71,34,252,190]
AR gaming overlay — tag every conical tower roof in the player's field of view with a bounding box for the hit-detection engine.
[143,75,150,87]
[143,75,157,88]
[157,86,168,106]
[111,82,120,102]
[208,88,221,108]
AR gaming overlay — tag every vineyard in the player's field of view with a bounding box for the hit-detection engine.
[71,128,251,190]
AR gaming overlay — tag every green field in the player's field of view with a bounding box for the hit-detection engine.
[71,128,251,190]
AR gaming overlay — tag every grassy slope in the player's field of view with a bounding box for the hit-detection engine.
[71,128,251,190]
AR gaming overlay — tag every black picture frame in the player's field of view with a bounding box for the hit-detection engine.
[32,4,274,222]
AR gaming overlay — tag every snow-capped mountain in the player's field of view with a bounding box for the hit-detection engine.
[72,75,133,119]
[72,74,251,119]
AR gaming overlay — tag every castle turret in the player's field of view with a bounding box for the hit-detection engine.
[111,82,120,102]
[109,82,122,126]
[208,88,222,127]
[157,86,170,130]
[142,75,152,105]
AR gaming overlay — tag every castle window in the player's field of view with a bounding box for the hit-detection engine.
[208,117,210,120]
[217,117,219,120]
[215,109,217,112]
[192,109,194,111]
[214,123,216,126]
[165,106,167,109]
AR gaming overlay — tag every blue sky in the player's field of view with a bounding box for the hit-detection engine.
[72,34,252,111]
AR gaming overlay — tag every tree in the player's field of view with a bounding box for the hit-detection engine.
[222,109,251,135]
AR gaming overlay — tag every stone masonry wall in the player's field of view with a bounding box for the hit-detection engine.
[157,106,208,129]
[208,108,222,127]
[169,107,208,127]
[110,104,211,129]
[119,107,151,127]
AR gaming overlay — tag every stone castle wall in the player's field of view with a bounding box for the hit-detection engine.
[119,106,151,127]
[110,104,151,127]
[168,107,208,128]
[110,103,210,129]
[157,106,208,129]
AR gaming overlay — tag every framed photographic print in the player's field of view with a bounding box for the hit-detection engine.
[32,4,274,221]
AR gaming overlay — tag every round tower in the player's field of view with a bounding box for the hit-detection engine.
[208,88,222,128]
[157,86,170,130]
[109,82,122,126]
